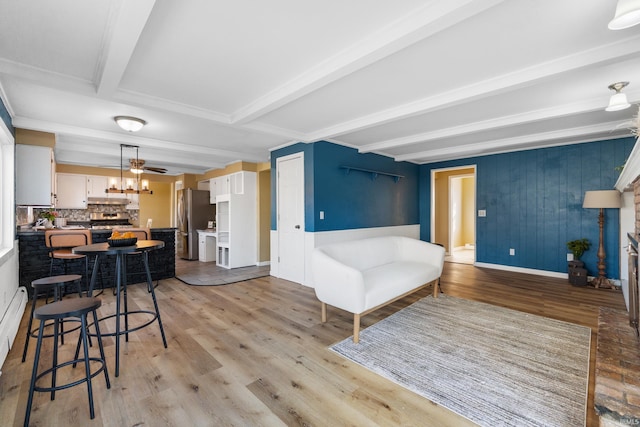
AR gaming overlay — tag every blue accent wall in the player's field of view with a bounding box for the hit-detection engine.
[271,141,419,232]
[0,96,13,135]
[420,138,635,278]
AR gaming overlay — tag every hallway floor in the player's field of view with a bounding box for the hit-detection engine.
[445,247,475,265]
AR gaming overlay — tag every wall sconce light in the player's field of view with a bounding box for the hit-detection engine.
[114,116,146,132]
[609,0,640,30]
[605,82,631,111]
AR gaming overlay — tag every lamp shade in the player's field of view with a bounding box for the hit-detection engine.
[606,92,631,111]
[583,190,622,208]
[609,0,640,30]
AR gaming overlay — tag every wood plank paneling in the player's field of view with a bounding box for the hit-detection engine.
[423,138,635,278]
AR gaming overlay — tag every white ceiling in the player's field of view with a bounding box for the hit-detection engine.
[0,0,638,175]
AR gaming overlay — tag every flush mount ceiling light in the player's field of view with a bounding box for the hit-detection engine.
[114,115,146,132]
[605,82,631,112]
[609,0,640,30]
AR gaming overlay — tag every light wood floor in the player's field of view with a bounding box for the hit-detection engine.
[1,261,627,426]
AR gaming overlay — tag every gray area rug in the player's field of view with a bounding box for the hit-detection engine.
[177,265,270,286]
[331,295,591,427]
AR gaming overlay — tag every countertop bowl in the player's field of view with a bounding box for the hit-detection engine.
[107,237,137,247]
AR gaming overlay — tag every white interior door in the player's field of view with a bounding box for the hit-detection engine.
[277,153,305,283]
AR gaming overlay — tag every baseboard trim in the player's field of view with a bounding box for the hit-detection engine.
[474,262,568,279]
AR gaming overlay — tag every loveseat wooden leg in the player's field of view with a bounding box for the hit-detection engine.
[353,314,360,344]
[321,302,327,323]
[433,279,440,298]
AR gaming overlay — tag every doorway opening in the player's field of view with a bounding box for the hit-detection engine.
[431,166,476,265]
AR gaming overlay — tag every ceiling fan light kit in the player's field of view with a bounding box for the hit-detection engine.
[609,0,640,30]
[114,115,147,132]
[605,81,631,112]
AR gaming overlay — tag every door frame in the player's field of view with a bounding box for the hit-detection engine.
[431,165,477,254]
[275,151,305,283]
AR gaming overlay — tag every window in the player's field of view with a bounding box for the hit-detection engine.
[0,118,15,264]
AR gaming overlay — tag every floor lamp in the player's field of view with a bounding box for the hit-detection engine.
[583,190,622,288]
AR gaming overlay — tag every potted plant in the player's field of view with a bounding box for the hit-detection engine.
[566,238,590,286]
[38,210,57,228]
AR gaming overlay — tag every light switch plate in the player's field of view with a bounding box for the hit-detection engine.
[478,209,486,217]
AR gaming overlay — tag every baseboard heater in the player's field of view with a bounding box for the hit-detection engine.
[0,286,28,376]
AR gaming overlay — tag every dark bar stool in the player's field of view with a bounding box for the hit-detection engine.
[24,297,110,426]
[44,229,92,293]
[21,274,83,363]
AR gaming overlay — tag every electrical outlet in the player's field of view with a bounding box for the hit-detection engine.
[478,209,486,217]
[567,253,574,261]
[509,248,515,256]
[319,211,324,220]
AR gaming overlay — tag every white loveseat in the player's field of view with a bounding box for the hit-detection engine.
[311,236,445,343]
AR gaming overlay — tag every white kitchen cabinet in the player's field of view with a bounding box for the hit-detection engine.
[16,144,54,206]
[86,175,108,197]
[209,173,246,203]
[209,175,231,203]
[198,230,217,262]
[209,178,217,203]
[215,171,256,268]
[125,193,139,210]
[231,172,244,194]
[55,173,88,209]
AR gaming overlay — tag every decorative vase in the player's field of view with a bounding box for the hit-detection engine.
[44,219,54,229]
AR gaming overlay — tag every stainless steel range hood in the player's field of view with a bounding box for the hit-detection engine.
[87,197,130,205]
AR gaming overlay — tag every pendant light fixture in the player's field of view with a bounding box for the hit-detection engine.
[609,0,640,30]
[605,82,631,112]
[106,144,153,195]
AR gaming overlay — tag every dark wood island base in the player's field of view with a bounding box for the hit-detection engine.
[17,228,176,295]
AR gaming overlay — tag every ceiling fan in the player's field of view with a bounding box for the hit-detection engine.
[129,158,167,174]
[119,144,167,174]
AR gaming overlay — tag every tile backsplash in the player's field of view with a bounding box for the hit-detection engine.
[32,207,138,224]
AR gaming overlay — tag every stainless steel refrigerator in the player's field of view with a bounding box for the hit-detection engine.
[177,188,211,260]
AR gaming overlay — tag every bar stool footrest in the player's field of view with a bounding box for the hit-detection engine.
[92,310,159,337]
[33,358,108,393]
[28,318,82,339]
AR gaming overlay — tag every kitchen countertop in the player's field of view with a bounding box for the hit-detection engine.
[17,227,176,236]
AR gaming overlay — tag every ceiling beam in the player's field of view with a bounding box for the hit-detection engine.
[304,34,640,143]
[359,90,640,153]
[230,0,507,125]
[11,116,267,163]
[95,0,156,97]
[394,121,633,163]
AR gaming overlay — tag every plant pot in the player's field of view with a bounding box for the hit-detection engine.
[568,260,587,286]
[569,267,588,286]
[568,260,584,270]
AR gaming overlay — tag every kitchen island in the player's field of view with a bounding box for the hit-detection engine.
[17,228,176,295]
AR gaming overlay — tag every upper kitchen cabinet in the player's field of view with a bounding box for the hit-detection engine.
[86,175,108,198]
[210,175,230,203]
[55,173,88,209]
[209,172,248,203]
[16,144,54,206]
